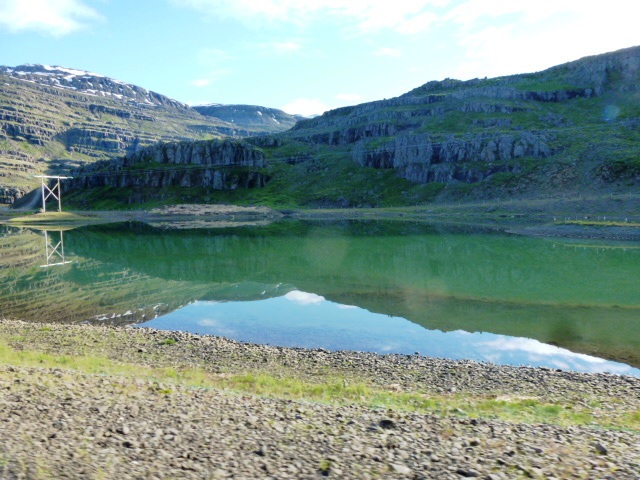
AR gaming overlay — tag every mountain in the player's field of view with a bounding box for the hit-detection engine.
[0,65,291,204]
[194,104,304,134]
[66,46,640,209]
[275,46,640,204]
[15,46,640,209]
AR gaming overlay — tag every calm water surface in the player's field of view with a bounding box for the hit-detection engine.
[2,220,639,376]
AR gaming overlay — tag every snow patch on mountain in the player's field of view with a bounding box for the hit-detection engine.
[0,64,188,110]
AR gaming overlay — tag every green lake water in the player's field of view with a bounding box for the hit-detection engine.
[1,220,639,376]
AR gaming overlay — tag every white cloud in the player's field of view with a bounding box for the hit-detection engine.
[284,290,325,305]
[480,335,639,375]
[191,48,233,88]
[257,40,303,54]
[337,304,357,310]
[0,0,102,36]
[171,0,446,34]
[197,48,232,66]
[481,336,579,357]
[272,41,302,53]
[189,68,231,88]
[197,318,221,327]
[196,317,238,337]
[445,0,640,79]
[281,98,330,116]
[399,10,438,34]
[191,78,212,87]
[375,47,401,57]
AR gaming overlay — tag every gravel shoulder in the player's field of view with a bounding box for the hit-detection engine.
[1,319,639,479]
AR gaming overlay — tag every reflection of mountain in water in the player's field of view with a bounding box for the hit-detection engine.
[2,221,640,367]
[67,221,639,305]
[0,226,296,325]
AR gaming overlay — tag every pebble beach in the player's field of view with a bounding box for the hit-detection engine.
[1,319,639,479]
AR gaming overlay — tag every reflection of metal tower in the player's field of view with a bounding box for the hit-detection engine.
[40,231,73,268]
[34,175,73,212]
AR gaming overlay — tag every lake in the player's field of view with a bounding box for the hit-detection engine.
[1,220,639,376]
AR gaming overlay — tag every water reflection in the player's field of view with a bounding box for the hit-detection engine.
[2,221,640,373]
[40,230,73,268]
[138,290,640,377]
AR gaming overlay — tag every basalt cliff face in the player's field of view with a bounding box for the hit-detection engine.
[276,46,640,201]
[0,66,289,204]
[66,139,267,202]
[350,131,552,184]
[0,65,236,204]
[7,47,640,208]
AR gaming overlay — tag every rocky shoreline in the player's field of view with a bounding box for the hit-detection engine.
[3,202,640,244]
[1,319,639,479]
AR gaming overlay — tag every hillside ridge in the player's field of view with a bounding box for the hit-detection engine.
[194,104,305,133]
[11,46,640,209]
[269,45,640,205]
[0,65,299,204]
[0,64,189,110]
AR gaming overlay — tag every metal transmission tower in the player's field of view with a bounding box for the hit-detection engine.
[34,175,73,212]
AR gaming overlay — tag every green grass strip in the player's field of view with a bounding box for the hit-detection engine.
[1,340,638,432]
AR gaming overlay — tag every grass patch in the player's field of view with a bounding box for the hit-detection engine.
[0,340,638,431]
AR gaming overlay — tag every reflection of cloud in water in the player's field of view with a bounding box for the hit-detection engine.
[479,336,632,375]
[379,343,403,353]
[197,318,220,327]
[138,293,640,378]
[482,337,603,362]
[284,290,325,305]
[196,318,237,337]
[454,330,472,336]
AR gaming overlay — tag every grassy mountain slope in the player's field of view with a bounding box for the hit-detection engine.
[0,65,235,203]
[263,46,640,206]
[0,65,294,205]
[24,46,640,210]
[66,46,640,210]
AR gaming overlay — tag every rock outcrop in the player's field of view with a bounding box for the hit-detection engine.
[0,65,290,204]
[67,139,268,193]
[352,132,552,183]
[280,46,640,195]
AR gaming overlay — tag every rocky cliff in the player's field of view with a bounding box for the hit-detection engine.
[243,45,637,203]
[66,139,267,200]
[351,131,552,184]
[0,65,287,204]
[10,47,640,208]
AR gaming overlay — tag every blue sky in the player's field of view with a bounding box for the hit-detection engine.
[1,0,639,116]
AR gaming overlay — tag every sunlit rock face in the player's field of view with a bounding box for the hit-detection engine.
[66,139,268,191]
[286,46,640,190]
[0,65,288,204]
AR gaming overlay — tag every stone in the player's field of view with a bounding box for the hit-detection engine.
[390,463,412,475]
[379,419,396,429]
[593,443,608,455]
[456,468,479,477]
[1,319,640,479]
